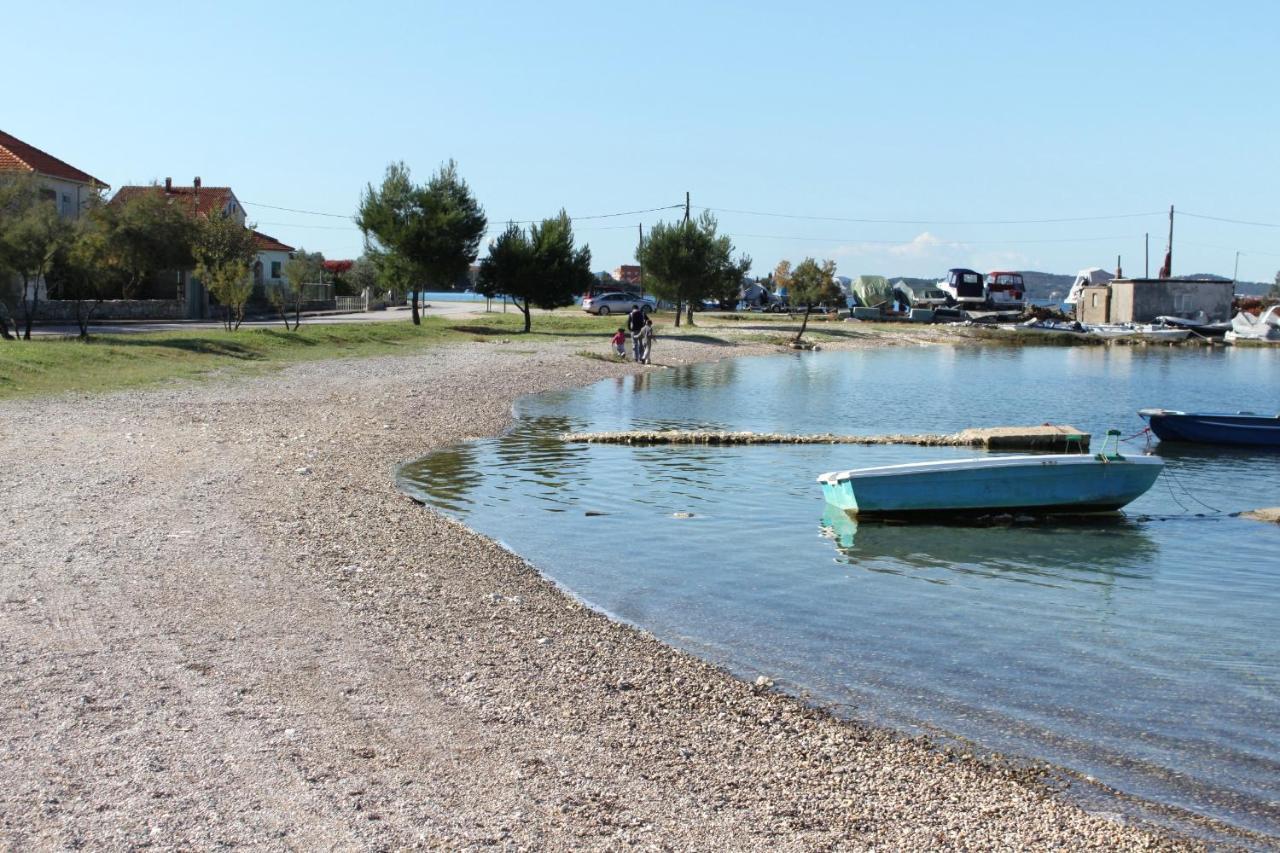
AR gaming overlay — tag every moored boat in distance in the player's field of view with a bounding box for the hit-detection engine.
[818,447,1163,518]
[1062,267,1115,313]
[1086,324,1192,342]
[938,268,986,307]
[1139,409,1280,448]
[1225,305,1280,343]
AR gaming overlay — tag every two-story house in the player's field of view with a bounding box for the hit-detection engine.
[110,178,294,317]
[0,129,109,219]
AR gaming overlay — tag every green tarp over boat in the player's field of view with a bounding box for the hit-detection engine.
[851,275,893,307]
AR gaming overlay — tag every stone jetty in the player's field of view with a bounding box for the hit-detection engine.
[563,424,1090,452]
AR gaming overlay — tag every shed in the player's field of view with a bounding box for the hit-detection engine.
[1105,278,1235,324]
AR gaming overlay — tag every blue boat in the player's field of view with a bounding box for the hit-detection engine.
[1139,408,1280,448]
[817,451,1163,518]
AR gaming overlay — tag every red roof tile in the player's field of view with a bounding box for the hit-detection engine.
[252,230,295,252]
[110,183,241,219]
[0,129,108,187]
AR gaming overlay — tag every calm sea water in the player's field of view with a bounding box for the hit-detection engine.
[399,346,1280,839]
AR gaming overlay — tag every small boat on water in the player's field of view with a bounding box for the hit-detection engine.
[1154,313,1232,338]
[1138,409,1280,448]
[1086,324,1192,342]
[818,443,1163,518]
[1006,318,1089,336]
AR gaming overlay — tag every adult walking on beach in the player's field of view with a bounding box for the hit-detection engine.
[626,305,646,362]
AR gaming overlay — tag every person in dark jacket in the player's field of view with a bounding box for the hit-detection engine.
[626,305,646,361]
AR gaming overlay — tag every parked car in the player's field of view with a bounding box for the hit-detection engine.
[582,292,656,316]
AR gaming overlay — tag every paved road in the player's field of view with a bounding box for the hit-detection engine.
[26,301,493,336]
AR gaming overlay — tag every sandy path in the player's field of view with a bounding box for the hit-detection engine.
[0,335,1189,850]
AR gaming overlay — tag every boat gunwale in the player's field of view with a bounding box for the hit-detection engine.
[816,453,1162,485]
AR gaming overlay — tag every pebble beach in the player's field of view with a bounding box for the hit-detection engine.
[0,331,1195,850]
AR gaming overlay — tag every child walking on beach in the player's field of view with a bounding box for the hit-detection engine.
[638,317,655,364]
[610,327,627,358]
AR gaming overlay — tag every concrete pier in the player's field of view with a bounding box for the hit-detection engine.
[563,425,1090,452]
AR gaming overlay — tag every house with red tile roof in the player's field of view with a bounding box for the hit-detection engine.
[110,178,297,317]
[0,129,108,219]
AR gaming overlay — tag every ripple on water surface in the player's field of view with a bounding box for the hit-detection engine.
[398,346,1280,840]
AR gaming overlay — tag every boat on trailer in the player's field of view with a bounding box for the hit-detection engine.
[938,268,987,307]
[1138,409,1280,448]
[818,440,1162,518]
[984,271,1026,311]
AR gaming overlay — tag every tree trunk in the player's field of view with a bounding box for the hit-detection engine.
[410,289,420,325]
[293,295,302,331]
[794,304,812,343]
[685,302,695,326]
[21,275,37,340]
[75,301,91,339]
[0,314,12,340]
[674,298,682,328]
[521,299,532,333]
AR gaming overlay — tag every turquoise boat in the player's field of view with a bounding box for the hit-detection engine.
[817,451,1163,518]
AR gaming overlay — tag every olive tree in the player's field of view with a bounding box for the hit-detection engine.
[195,211,258,331]
[785,257,841,343]
[277,248,323,330]
[0,174,74,339]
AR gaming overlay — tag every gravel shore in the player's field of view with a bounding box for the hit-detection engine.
[0,331,1193,850]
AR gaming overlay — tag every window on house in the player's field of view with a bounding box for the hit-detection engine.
[271,261,282,279]
[61,194,72,217]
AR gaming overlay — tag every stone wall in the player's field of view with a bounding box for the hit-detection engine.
[31,299,186,322]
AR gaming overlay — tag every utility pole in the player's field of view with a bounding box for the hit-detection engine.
[1116,255,1122,278]
[684,191,690,224]
[1166,204,1174,278]
[638,223,645,297]
[1233,250,1240,284]
[1144,233,1149,278]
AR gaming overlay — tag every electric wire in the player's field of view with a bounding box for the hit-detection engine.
[695,204,1166,226]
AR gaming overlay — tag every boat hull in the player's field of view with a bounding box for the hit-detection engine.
[818,454,1163,518]
[1139,409,1280,448]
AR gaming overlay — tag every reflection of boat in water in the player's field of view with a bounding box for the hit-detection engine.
[817,450,1163,518]
[819,505,1159,580]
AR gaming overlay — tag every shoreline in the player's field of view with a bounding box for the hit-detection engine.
[0,330,1208,849]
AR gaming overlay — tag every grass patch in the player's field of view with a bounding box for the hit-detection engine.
[0,320,470,400]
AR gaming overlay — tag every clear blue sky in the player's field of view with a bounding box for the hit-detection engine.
[10,1,1279,281]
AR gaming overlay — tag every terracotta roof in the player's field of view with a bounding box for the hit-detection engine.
[253,230,295,252]
[110,183,240,219]
[0,129,108,187]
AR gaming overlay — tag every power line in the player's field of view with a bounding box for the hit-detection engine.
[242,201,351,218]
[244,199,683,224]
[695,204,1165,226]
[1180,211,1280,228]
[733,232,1144,246]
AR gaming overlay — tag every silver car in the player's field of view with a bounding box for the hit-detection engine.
[581,292,657,316]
